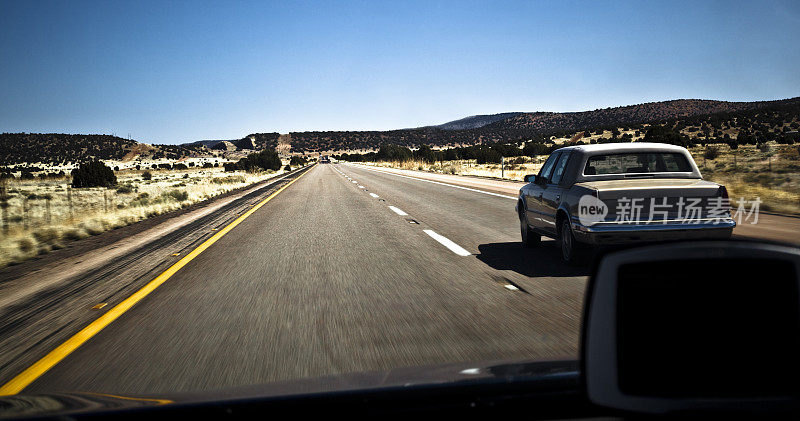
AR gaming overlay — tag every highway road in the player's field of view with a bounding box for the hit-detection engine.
[0,163,586,396]
[1,162,797,398]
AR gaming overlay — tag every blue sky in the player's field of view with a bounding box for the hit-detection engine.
[1,0,799,144]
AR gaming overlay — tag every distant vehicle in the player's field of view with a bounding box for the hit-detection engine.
[320,156,331,164]
[517,143,735,262]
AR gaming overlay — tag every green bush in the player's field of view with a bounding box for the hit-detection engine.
[703,146,720,160]
[228,149,283,172]
[71,161,117,188]
[643,125,686,146]
[129,192,151,207]
[289,155,307,166]
[116,184,135,194]
[212,175,246,184]
[162,189,188,202]
[142,171,153,180]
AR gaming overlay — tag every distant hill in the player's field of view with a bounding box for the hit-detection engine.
[183,133,279,151]
[288,97,800,153]
[185,139,235,147]
[487,98,799,134]
[0,133,139,165]
[4,97,798,164]
[428,112,524,130]
[0,133,211,165]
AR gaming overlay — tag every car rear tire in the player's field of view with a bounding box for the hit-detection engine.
[559,218,582,264]
[520,215,540,248]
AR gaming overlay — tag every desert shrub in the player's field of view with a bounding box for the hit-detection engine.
[116,184,135,194]
[212,175,246,184]
[142,171,153,180]
[173,163,188,170]
[643,125,686,146]
[229,149,283,172]
[284,164,292,171]
[413,145,436,163]
[71,161,117,188]
[63,228,88,241]
[162,189,188,202]
[778,146,800,160]
[33,228,60,244]
[203,162,214,168]
[703,146,720,160]
[18,238,35,253]
[289,155,307,166]
[130,192,150,207]
[375,144,413,162]
[20,169,35,180]
[522,142,550,156]
[475,148,502,164]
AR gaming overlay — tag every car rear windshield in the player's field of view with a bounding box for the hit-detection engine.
[584,152,692,175]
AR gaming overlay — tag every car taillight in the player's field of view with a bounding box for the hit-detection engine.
[717,186,731,213]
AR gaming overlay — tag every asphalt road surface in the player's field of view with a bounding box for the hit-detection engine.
[10,163,586,396]
[5,162,796,398]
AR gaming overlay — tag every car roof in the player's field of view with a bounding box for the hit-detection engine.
[558,142,689,153]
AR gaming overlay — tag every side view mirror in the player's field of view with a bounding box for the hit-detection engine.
[524,174,539,184]
[582,241,800,416]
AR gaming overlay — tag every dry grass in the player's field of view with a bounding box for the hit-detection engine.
[690,144,800,215]
[367,156,548,181]
[0,167,287,268]
[363,142,800,215]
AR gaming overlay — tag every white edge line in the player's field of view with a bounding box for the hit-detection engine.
[388,206,408,216]
[369,193,379,198]
[349,164,516,200]
[423,229,471,256]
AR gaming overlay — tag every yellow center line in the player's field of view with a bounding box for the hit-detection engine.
[0,167,312,396]
[83,392,173,405]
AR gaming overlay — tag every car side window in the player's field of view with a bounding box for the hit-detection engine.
[539,152,560,181]
[550,151,571,184]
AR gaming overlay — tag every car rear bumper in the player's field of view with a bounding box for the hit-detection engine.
[571,218,736,245]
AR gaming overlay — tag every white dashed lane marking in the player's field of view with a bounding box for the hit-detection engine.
[350,164,516,200]
[423,229,471,256]
[337,165,475,259]
[388,206,408,216]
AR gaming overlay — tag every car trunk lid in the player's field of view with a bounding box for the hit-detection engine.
[575,178,725,222]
